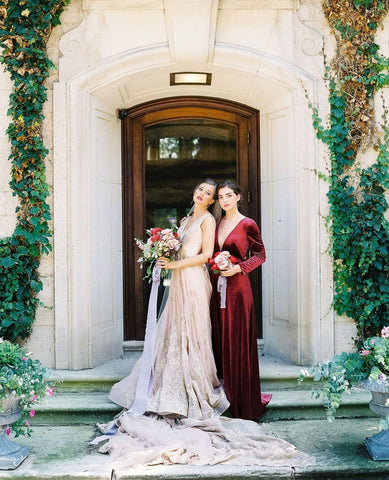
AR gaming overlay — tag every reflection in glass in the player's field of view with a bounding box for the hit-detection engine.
[145,119,237,229]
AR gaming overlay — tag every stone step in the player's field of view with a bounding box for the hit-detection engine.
[5,357,386,479]
[31,388,374,427]
[47,354,312,394]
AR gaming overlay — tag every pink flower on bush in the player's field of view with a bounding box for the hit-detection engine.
[25,420,30,428]
[30,394,37,402]
[5,427,11,436]
[46,387,55,396]
[379,373,387,381]
[381,326,389,338]
[29,410,35,417]
[361,349,370,356]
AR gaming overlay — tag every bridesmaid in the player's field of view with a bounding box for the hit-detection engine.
[210,180,267,420]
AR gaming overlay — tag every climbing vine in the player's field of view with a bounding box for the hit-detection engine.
[0,0,388,346]
[0,0,69,341]
[312,0,389,342]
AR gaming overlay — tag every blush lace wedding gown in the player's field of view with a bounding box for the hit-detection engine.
[93,213,315,469]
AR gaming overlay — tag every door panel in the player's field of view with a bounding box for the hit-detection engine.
[120,97,261,340]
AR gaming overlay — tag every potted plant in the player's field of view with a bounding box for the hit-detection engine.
[0,338,55,469]
[299,326,389,460]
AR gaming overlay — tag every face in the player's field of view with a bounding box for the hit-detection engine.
[193,183,216,207]
[217,187,240,212]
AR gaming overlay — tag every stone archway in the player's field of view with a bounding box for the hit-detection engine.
[53,42,324,369]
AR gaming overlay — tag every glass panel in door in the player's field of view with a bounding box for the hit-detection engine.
[145,119,237,230]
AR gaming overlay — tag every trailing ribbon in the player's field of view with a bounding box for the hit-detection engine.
[217,275,227,309]
[127,264,161,416]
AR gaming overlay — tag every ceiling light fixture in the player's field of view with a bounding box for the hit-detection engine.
[170,72,212,86]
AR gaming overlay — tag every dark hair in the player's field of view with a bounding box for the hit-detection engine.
[216,179,242,196]
[213,180,242,219]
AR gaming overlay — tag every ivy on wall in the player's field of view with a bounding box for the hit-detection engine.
[0,0,388,346]
[0,0,69,341]
[312,0,389,342]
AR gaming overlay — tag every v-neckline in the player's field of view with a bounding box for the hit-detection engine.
[182,212,210,235]
[217,217,245,250]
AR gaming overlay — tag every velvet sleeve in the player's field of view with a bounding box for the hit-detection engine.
[239,219,266,275]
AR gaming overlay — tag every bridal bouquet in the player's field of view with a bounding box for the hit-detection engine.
[208,251,239,273]
[135,227,181,281]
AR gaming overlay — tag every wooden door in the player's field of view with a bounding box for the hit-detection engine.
[120,97,261,340]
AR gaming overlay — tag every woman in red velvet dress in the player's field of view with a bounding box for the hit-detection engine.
[210,180,267,420]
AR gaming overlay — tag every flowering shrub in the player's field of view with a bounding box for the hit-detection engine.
[135,227,181,281]
[0,339,55,436]
[208,251,239,274]
[299,326,389,424]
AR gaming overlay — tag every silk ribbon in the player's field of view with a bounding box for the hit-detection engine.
[217,275,227,309]
[127,264,161,416]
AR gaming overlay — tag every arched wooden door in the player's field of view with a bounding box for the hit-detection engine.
[120,97,261,340]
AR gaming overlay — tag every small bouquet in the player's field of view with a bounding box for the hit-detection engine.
[135,227,181,281]
[208,251,239,273]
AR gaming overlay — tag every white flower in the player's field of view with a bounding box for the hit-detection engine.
[214,251,232,270]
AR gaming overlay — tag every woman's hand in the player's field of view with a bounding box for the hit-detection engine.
[220,264,241,277]
[157,257,172,270]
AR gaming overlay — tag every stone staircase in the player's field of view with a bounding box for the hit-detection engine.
[35,353,373,426]
[4,353,389,480]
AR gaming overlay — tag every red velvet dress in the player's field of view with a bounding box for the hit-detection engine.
[210,217,266,420]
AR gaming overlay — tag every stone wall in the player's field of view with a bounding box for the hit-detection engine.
[2,0,382,368]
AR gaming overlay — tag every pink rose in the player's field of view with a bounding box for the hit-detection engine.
[29,410,35,417]
[5,427,11,436]
[214,251,232,270]
[361,349,370,356]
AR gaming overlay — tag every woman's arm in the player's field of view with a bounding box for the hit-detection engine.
[239,220,266,275]
[157,215,216,270]
[221,219,265,277]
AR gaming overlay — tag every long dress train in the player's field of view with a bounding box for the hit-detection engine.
[93,214,315,469]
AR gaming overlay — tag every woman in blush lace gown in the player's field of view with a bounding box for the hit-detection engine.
[93,180,315,471]
[107,178,228,419]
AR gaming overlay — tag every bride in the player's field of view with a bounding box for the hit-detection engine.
[108,178,228,419]
[94,179,315,469]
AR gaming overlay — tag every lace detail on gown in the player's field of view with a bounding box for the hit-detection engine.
[95,213,315,469]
